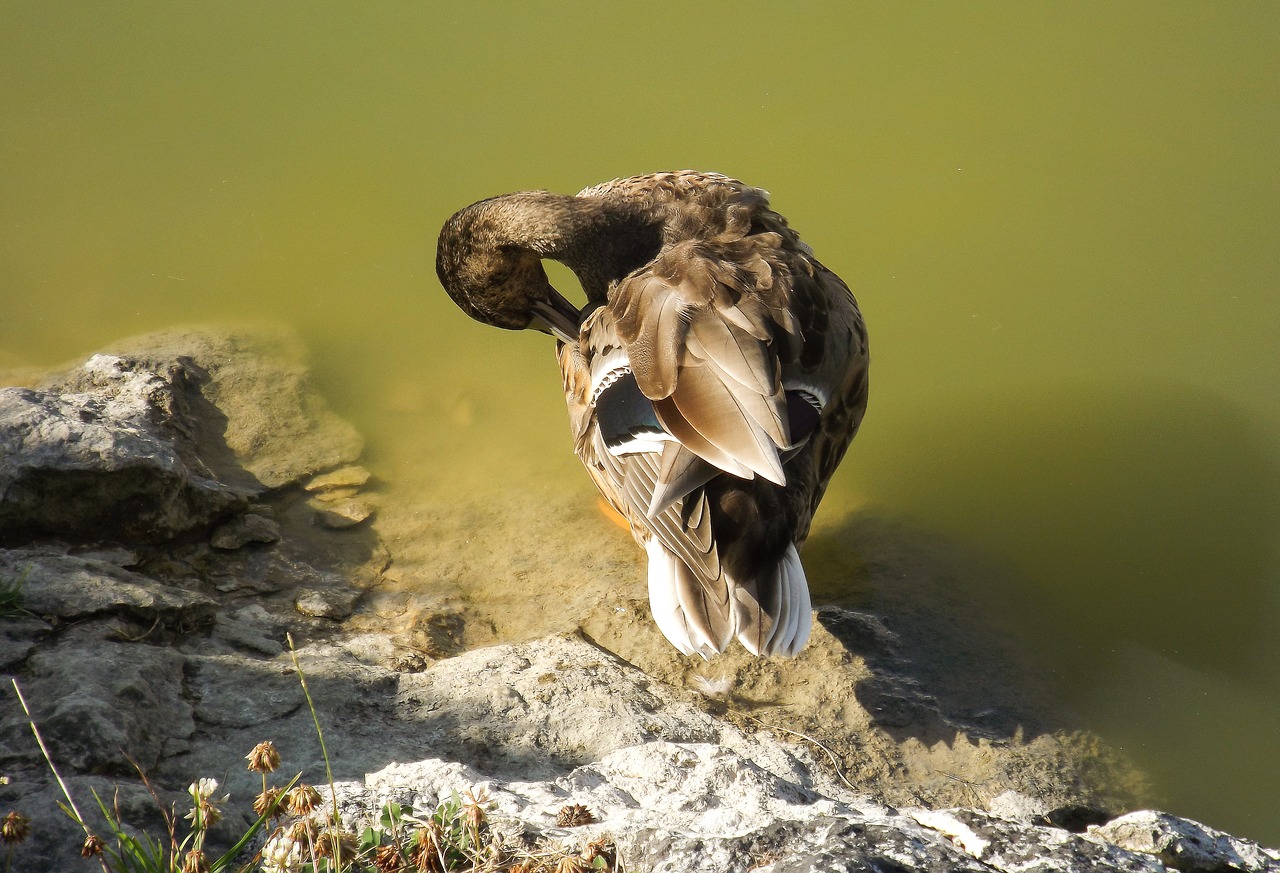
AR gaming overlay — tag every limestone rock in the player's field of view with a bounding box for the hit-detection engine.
[3,637,192,775]
[295,585,361,619]
[329,745,1262,873]
[305,465,372,493]
[0,549,216,627]
[0,357,247,542]
[1092,810,1280,872]
[0,326,363,544]
[95,327,364,491]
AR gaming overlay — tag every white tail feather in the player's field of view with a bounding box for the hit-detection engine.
[764,543,811,656]
[647,539,813,658]
[645,539,716,658]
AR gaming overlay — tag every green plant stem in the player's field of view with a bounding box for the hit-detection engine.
[285,633,344,869]
[10,678,110,873]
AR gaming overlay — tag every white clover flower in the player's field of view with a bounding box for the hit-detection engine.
[185,778,230,828]
[260,832,304,873]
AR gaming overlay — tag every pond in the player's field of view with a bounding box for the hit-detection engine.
[2,2,1277,845]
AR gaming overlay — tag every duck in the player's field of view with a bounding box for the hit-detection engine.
[436,171,868,657]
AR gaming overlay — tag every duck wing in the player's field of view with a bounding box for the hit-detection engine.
[613,235,800,491]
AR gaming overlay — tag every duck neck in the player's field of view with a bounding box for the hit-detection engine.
[476,192,665,302]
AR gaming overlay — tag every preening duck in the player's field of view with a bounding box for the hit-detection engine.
[436,171,868,657]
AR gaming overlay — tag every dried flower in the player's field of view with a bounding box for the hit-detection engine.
[556,804,597,828]
[254,786,285,819]
[287,817,321,846]
[180,848,210,873]
[261,831,304,873]
[583,838,616,870]
[284,784,322,816]
[81,833,105,858]
[411,824,444,872]
[463,787,491,832]
[372,843,404,872]
[246,741,282,774]
[1,811,31,845]
[315,828,358,862]
[554,856,590,873]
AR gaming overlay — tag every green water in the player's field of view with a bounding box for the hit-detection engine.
[3,2,1278,843]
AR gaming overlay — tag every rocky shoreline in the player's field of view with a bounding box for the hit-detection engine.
[1,326,1275,872]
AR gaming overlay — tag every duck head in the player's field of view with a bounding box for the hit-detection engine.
[436,193,583,343]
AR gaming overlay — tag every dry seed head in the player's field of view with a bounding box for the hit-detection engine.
[411,824,444,872]
[372,843,404,871]
[556,804,597,828]
[1,811,31,845]
[180,848,210,873]
[288,817,319,843]
[81,833,105,858]
[554,855,591,873]
[315,828,359,861]
[254,786,285,819]
[583,838,616,869]
[246,741,282,774]
[285,784,323,816]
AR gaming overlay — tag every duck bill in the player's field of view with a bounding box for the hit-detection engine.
[528,289,581,344]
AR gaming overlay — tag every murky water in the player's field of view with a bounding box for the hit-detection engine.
[3,2,1278,843]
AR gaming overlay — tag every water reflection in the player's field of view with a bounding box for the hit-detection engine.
[850,377,1280,835]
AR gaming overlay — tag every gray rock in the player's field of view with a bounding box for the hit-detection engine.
[95,326,364,491]
[186,653,305,728]
[4,638,191,774]
[295,585,361,619]
[0,549,216,627]
[0,325,364,545]
[0,356,247,542]
[329,744,1257,873]
[1092,810,1280,872]
[210,512,282,549]
[0,615,51,671]
[210,608,285,656]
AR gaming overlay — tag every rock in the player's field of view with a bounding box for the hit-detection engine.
[0,616,51,671]
[295,585,361,619]
[3,637,192,775]
[0,357,247,542]
[0,549,216,627]
[305,465,372,493]
[313,497,375,529]
[0,326,364,544]
[1092,810,1280,872]
[95,327,364,491]
[210,512,282,549]
[0,776,165,873]
[210,607,285,656]
[185,653,305,728]
[330,746,1258,873]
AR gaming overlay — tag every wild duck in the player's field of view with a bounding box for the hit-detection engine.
[436,171,868,657]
